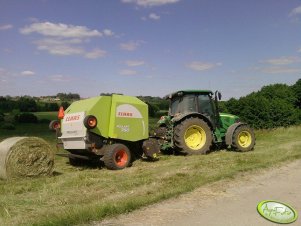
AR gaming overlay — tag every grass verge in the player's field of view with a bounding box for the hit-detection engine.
[0,126,300,225]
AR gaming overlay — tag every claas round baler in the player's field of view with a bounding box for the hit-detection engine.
[50,94,159,170]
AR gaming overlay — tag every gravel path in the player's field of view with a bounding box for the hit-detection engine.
[96,159,301,226]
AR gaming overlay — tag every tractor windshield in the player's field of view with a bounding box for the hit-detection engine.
[170,94,197,115]
[198,94,215,117]
[170,93,216,117]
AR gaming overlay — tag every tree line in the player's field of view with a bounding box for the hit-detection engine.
[0,93,79,113]
[1,80,301,129]
[221,79,301,129]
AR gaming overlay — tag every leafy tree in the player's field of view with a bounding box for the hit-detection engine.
[225,83,300,129]
[224,98,240,116]
[44,103,59,111]
[61,101,71,109]
[293,79,301,109]
[17,97,37,112]
[0,112,4,122]
[57,93,80,100]
[15,113,38,123]
[260,84,296,105]
[0,97,16,113]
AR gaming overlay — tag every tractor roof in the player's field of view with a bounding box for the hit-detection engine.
[165,90,213,99]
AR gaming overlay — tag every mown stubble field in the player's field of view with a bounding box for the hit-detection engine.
[0,114,300,226]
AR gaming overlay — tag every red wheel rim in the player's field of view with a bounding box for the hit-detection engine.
[115,149,128,167]
[53,122,60,129]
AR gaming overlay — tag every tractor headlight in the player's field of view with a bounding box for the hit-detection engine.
[84,115,97,129]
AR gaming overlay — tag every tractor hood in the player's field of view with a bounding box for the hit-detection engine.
[219,113,240,129]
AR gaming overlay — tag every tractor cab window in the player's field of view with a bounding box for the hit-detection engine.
[170,97,180,115]
[181,95,196,113]
[198,94,214,117]
[170,95,196,115]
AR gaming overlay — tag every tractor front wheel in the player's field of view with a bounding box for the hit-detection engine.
[232,125,255,152]
[174,118,212,154]
[104,144,131,170]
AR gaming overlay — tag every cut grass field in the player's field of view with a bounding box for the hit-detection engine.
[0,114,301,226]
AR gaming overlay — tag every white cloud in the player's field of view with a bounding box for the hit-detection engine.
[103,29,114,36]
[0,24,13,30]
[187,61,222,71]
[119,69,138,75]
[34,38,107,58]
[20,22,111,59]
[125,60,145,67]
[21,70,35,76]
[263,56,301,65]
[34,38,84,56]
[289,5,301,16]
[261,66,301,74]
[20,22,102,38]
[49,74,72,82]
[120,41,143,51]
[298,48,301,53]
[121,0,179,7]
[254,55,301,74]
[85,48,107,59]
[149,13,160,20]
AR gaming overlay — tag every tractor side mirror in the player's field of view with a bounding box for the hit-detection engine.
[215,91,222,101]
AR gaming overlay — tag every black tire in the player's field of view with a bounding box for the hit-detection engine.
[49,120,60,131]
[232,125,255,152]
[69,157,83,166]
[103,144,131,170]
[83,115,97,129]
[174,118,212,154]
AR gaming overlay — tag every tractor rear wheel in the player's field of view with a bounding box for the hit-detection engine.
[232,125,255,152]
[104,144,131,170]
[174,118,212,154]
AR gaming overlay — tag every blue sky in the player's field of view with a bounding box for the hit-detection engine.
[0,0,301,99]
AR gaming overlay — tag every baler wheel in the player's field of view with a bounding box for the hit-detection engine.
[68,157,83,166]
[104,144,131,170]
[49,120,60,131]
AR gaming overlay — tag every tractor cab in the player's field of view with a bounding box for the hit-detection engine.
[165,90,221,129]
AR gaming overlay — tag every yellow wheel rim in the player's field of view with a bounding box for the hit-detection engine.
[184,125,206,150]
[237,131,252,148]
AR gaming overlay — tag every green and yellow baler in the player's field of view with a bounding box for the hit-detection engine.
[50,94,159,170]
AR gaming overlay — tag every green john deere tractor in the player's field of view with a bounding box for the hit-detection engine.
[154,90,255,154]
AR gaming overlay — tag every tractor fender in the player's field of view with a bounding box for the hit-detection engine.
[225,122,247,146]
[172,112,214,130]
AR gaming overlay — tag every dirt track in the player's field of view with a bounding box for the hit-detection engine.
[96,159,301,226]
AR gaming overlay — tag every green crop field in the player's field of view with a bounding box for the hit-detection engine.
[34,112,58,121]
[0,118,301,226]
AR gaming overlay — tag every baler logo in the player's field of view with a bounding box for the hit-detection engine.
[116,104,142,118]
[118,112,133,117]
[65,115,80,122]
[63,112,85,125]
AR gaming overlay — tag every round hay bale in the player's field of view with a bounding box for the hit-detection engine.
[0,137,54,179]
